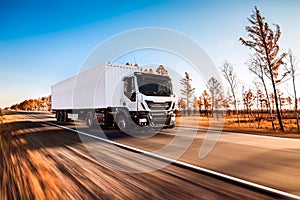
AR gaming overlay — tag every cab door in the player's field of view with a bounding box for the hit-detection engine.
[121,76,137,111]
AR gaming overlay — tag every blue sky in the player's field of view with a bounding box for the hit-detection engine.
[1,0,300,108]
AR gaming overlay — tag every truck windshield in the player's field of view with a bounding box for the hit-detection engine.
[135,73,173,96]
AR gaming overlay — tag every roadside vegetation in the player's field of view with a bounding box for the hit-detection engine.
[178,7,300,133]
[8,95,51,112]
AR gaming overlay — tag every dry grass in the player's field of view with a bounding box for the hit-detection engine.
[176,114,300,139]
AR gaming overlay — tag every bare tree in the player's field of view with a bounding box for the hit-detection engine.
[202,90,211,116]
[180,72,195,116]
[240,7,286,131]
[220,91,230,117]
[248,55,275,129]
[254,82,265,128]
[285,49,299,132]
[270,93,275,112]
[220,60,240,125]
[207,77,222,117]
[198,96,204,114]
[193,96,199,115]
[277,89,285,118]
[287,96,292,111]
[243,89,255,127]
[177,98,187,115]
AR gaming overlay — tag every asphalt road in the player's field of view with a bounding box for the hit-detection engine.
[1,111,300,199]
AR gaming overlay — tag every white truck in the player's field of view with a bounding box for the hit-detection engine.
[51,62,176,131]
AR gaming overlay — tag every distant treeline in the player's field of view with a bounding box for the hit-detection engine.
[9,95,51,112]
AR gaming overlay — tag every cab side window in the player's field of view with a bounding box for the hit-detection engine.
[123,77,135,101]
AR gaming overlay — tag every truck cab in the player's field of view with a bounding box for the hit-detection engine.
[118,72,176,130]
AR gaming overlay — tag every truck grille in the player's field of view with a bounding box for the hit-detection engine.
[145,101,172,111]
[151,112,168,126]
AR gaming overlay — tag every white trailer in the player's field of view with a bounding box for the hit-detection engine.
[51,62,176,131]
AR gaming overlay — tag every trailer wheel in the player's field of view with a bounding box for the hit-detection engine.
[116,114,128,132]
[55,111,59,121]
[86,112,94,127]
[62,110,69,122]
[62,110,66,122]
[57,110,62,122]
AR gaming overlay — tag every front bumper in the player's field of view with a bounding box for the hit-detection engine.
[131,111,176,128]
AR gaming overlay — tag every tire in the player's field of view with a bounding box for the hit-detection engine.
[57,110,62,122]
[116,114,128,132]
[86,112,94,127]
[62,110,70,122]
[62,110,66,122]
[55,111,59,121]
[167,124,175,128]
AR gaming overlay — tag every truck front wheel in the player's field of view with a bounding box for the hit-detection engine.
[116,114,128,132]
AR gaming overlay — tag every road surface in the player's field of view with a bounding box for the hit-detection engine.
[1,111,300,199]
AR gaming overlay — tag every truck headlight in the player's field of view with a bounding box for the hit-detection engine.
[139,118,147,123]
[170,116,176,122]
